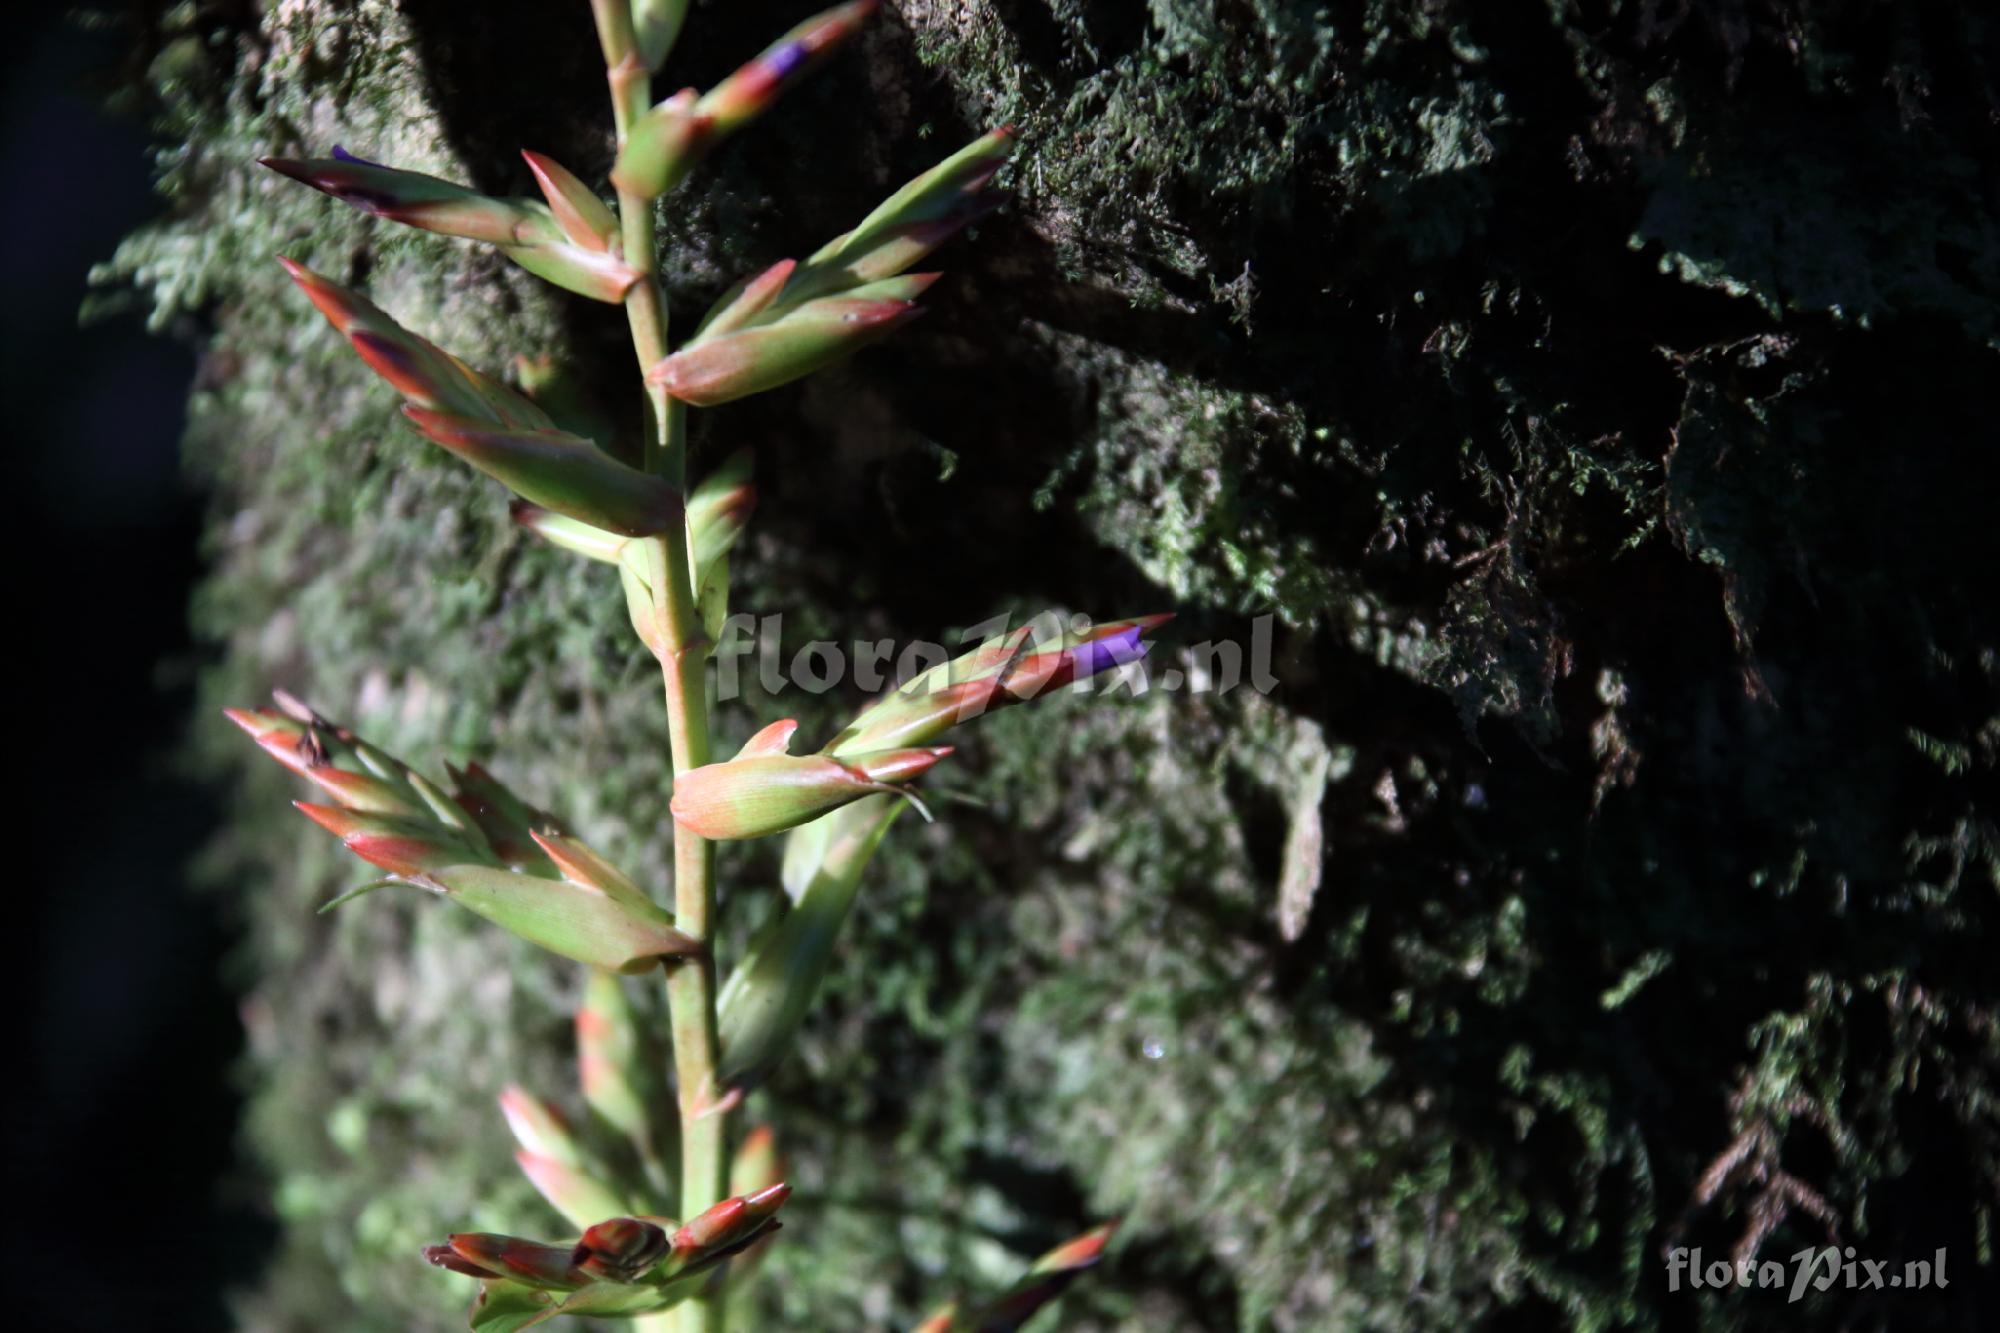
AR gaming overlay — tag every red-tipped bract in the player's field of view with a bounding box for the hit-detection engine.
[278,260,679,535]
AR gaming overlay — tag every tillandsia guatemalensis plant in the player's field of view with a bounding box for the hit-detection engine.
[230,2,1163,1328]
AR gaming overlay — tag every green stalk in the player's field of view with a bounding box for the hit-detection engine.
[593,6,729,1330]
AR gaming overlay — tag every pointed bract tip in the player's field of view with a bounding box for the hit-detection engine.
[743,1181,791,1215]
[422,1244,489,1277]
[518,149,561,190]
[912,1301,961,1333]
[1051,1219,1118,1265]
[278,259,358,328]
[497,1083,546,1126]
[292,800,351,834]
[518,149,616,252]
[222,706,266,736]
[734,717,800,759]
[846,743,954,789]
[671,1185,789,1253]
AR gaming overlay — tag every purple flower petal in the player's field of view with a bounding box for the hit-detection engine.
[331,144,390,169]
[1069,626,1147,681]
[762,39,810,80]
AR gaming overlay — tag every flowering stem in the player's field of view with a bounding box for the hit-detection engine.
[595,8,729,1331]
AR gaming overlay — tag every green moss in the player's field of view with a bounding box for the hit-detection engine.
[103,0,2000,1328]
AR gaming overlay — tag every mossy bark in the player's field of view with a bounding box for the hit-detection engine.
[103,1,1998,1328]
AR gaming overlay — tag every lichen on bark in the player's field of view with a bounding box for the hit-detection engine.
[102,1,1999,1329]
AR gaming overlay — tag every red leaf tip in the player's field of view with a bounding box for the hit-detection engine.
[221,706,264,736]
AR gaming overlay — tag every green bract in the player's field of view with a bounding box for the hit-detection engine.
[716,795,905,1088]
[279,262,679,536]
[261,153,640,302]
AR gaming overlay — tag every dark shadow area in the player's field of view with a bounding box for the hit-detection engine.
[8,9,270,1330]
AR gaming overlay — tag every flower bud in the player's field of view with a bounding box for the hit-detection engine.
[424,1233,589,1290]
[671,736,951,841]
[695,1,876,135]
[672,1183,790,1254]
[612,88,710,199]
[611,3,876,201]
[647,276,935,406]
[574,1217,670,1282]
[424,1199,785,1319]
[722,1126,785,1288]
[824,614,1170,756]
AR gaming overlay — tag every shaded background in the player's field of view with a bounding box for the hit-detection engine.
[10,8,263,1329]
[20,0,2000,1330]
